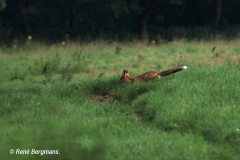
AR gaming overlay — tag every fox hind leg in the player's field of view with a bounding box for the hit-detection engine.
[154,75,160,80]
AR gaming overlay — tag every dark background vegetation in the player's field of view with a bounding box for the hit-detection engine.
[0,0,240,43]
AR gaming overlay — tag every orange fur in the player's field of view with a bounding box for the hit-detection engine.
[119,66,187,83]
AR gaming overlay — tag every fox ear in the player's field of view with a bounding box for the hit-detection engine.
[122,69,126,75]
[122,69,128,75]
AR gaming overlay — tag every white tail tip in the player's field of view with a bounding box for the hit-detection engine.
[182,66,187,69]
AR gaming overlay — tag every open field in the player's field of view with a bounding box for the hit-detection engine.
[0,40,240,159]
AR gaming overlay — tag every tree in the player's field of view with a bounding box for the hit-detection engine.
[0,0,6,11]
[136,0,158,41]
[1,0,240,43]
[215,0,222,28]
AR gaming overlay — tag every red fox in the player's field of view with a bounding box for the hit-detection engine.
[119,66,187,83]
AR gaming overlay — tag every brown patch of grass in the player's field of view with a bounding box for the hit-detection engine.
[89,94,114,103]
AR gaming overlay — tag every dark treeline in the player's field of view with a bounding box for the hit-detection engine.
[0,0,240,43]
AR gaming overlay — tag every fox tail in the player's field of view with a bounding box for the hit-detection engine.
[159,66,187,76]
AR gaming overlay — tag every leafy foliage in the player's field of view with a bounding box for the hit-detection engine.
[0,0,240,42]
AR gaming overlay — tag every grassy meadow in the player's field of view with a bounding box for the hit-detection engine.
[0,39,240,159]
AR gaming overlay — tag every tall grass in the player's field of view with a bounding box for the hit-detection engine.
[0,40,240,159]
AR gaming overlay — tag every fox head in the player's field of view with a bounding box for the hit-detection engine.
[118,69,133,83]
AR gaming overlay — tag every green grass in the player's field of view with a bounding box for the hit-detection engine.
[0,40,240,159]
